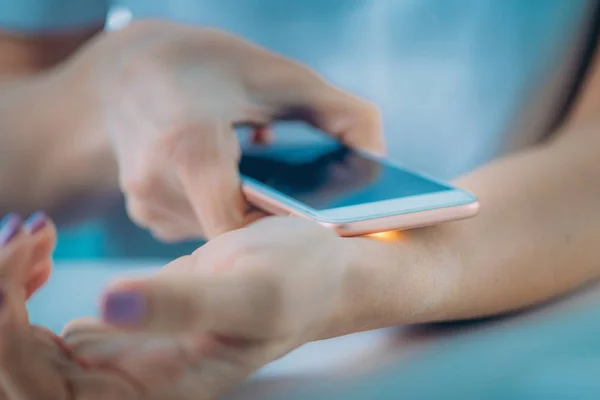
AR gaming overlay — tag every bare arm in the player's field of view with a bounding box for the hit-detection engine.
[0,27,116,215]
[325,44,600,338]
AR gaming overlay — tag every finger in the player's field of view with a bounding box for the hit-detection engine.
[0,213,22,250]
[126,198,203,242]
[63,318,195,392]
[0,212,56,297]
[25,266,52,300]
[63,318,159,365]
[0,285,68,400]
[121,153,206,240]
[174,120,253,238]
[100,270,280,339]
[62,317,117,345]
[0,213,25,277]
[23,212,56,298]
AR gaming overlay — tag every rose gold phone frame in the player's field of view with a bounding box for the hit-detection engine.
[243,186,480,237]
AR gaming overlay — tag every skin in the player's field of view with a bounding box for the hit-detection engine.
[0,220,137,399]
[1,17,600,400]
[1,216,344,399]
[0,220,246,399]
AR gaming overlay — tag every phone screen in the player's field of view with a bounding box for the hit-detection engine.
[239,141,452,211]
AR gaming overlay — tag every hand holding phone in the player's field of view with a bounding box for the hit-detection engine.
[239,124,479,236]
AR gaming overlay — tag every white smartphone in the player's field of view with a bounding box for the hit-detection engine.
[239,124,479,236]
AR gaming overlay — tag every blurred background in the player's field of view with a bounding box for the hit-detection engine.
[53,0,590,262]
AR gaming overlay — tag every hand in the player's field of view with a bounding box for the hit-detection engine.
[71,20,383,241]
[0,213,142,399]
[65,217,348,399]
[0,213,229,399]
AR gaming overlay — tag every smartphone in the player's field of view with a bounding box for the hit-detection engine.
[238,124,479,236]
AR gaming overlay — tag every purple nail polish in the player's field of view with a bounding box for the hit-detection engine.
[103,291,146,325]
[25,211,48,234]
[0,213,22,246]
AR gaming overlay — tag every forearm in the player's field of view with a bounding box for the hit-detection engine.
[323,118,600,340]
[0,67,116,215]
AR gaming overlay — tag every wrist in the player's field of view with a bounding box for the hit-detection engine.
[315,228,461,341]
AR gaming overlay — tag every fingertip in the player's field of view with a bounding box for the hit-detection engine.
[180,158,249,239]
[28,213,58,249]
[346,100,385,155]
[101,288,148,328]
[23,211,49,235]
[61,317,103,339]
[102,275,204,334]
[0,213,23,248]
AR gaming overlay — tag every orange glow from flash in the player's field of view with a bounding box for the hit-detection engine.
[366,230,406,242]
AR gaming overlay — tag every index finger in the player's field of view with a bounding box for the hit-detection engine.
[173,120,265,239]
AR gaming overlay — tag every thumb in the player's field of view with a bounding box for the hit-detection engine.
[101,273,276,339]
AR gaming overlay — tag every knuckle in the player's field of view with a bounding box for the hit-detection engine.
[159,121,219,168]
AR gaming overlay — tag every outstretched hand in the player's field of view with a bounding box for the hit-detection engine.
[0,214,348,399]
[0,213,144,399]
[65,217,349,399]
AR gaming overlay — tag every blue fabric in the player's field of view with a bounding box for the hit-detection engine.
[120,0,587,179]
[0,0,109,31]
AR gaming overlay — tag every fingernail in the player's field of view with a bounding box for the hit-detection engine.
[0,213,22,246]
[103,291,146,325]
[24,211,48,234]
